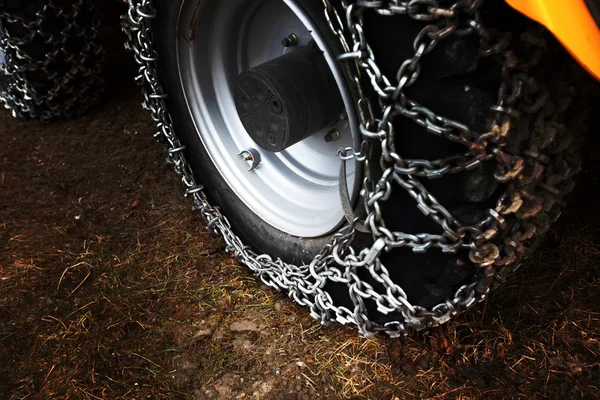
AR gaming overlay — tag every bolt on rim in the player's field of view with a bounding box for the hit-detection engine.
[176,0,362,238]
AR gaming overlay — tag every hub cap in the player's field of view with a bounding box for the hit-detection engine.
[235,46,344,152]
[177,0,361,238]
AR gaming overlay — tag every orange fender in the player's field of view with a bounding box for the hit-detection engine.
[506,0,600,81]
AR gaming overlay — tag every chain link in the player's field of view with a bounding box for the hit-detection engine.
[122,0,578,336]
[0,0,104,121]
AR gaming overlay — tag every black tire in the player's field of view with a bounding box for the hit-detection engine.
[358,5,584,312]
[149,0,585,314]
[0,0,105,121]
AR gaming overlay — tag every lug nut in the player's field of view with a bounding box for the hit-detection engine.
[281,33,299,47]
[238,148,262,171]
[324,129,341,143]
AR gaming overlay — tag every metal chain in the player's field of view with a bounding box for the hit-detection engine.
[0,0,105,121]
[122,0,578,336]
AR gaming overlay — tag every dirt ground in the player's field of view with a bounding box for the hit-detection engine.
[1,26,600,400]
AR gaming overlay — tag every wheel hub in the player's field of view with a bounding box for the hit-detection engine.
[235,46,344,152]
[177,0,362,237]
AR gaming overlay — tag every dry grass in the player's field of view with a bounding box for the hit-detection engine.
[1,28,600,400]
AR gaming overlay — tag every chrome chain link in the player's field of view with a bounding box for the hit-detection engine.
[0,0,104,121]
[123,0,578,336]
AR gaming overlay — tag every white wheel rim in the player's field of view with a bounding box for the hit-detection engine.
[176,0,361,238]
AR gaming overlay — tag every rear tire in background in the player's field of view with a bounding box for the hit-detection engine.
[141,0,586,325]
[0,0,104,120]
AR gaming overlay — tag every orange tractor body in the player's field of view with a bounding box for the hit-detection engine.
[507,0,600,80]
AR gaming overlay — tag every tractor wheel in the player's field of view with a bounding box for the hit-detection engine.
[125,0,587,333]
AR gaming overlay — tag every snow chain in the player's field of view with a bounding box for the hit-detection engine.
[122,0,578,336]
[0,0,104,121]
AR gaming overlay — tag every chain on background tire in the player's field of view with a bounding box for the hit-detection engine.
[122,0,581,337]
[0,0,105,121]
